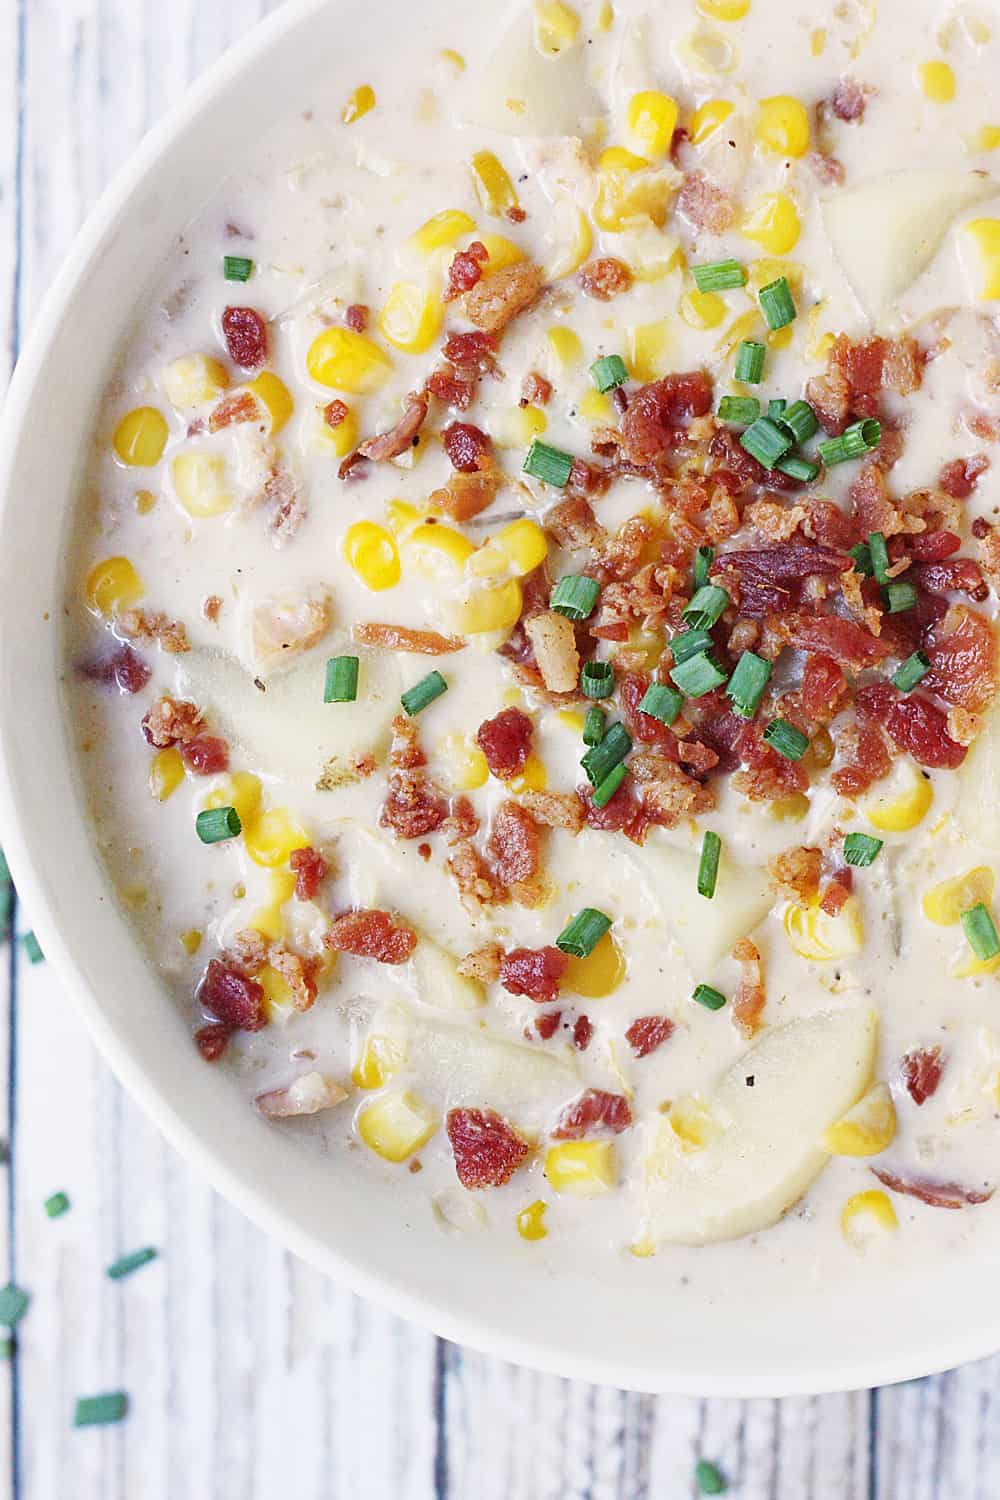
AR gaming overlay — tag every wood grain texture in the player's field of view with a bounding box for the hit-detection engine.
[3,3,1000,1497]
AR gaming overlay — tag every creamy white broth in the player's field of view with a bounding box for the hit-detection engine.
[65,0,1000,1281]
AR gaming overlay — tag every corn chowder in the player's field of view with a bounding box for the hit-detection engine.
[67,0,1000,1276]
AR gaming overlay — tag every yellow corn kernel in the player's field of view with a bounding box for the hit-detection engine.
[491,518,548,576]
[135,489,157,515]
[696,0,750,18]
[598,145,649,173]
[113,406,169,467]
[841,1189,898,1246]
[476,234,524,275]
[517,1199,549,1240]
[680,288,727,330]
[741,193,801,255]
[85,556,144,618]
[306,327,393,394]
[716,308,762,358]
[203,771,263,830]
[352,1033,406,1090]
[248,371,294,435]
[621,224,682,282]
[690,97,735,144]
[315,402,359,458]
[767,323,795,351]
[442,733,490,791]
[629,623,665,669]
[676,22,741,75]
[965,219,1000,299]
[378,282,444,355]
[669,1094,721,1150]
[628,320,672,382]
[344,520,401,591]
[625,90,679,163]
[545,202,593,280]
[535,0,580,54]
[409,209,477,254]
[547,325,583,369]
[578,388,614,423]
[258,964,297,1025]
[594,160,674,232]
[951,948,1000,979]
[755,96,810,158]
[171,451,232,517]
[508,753,548,794]
[250,869,298,942]
[342,84,375,124]
[447,578,524,636]
[824,1083,896,1157]
[751,260,806,302]
[923,866,995,926]
[384,499,425,538]
[597,0,614,30]
[163,353,230,411]
[544,1140,617,1195]
[471,151,519,218]
[439,48,466,73]
[179,929,202,956]
[490,403,547,449]
[556,709,586,734]
[402,521,475,577]
[783,896,864,961]
[564,930,625,998]
[768,793,810,822]
[358,1090,437,1162]
[970,125,1000,152]
[862,758,933,833]
[149,747,185,803]
[918,60,956,103]
[810,26,827,56]
[244,807,310,869]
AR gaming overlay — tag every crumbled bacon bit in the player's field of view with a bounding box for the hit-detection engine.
[458,942,504,985]
[553,1089,632,1139]
[910,530,961,563]
[425,369,476,410]
[732,937,766,1038]
[572,1015,594,1051]
[357,392,429,464]
[714,543,850,618]
[939,455,989,499]
[625,1016,675,1058]
[81,644,151,695]
[620,373,714,465]
[442,421,492,473]
[464,261,544,334]
[487,800,541,887]
[198,958,267,1032]
[924,605,999,714]
[872,1167,993,1210]
[885,695,967,770]
[116,609,190,654]
[534,1010,562,1040]
[268,946,320,1012]
[788,612,891,670]
[221,305,269,369]
[353,622,464,654]
[209,390,260,432]
[141,695,203,747]
[476,707,534,780]
[256,1073,348,1119]
[441,330,500,374]
[194,1023,230,1062]
[444,240,489,301]
[345,303,369,332]
[446,1108,530,1189]
[545,496,607,553]
[831,77,869,121]
[579,257,633,301]
[324,399,349,429]
[900,1045,945,1106]
[521,370,553,407]
[444,798,506,910]
[180,735,230,776]
[769,846,822,907]
[289,846,328,901]
[519,789,586,834]
[500,945,568,1002]
[427,468,499,521]
[380,770,449,839]
[807,150,845,187]
[819,869,853,916]
[630,753,716,828]
[678,170,736,233]
[202,595,223,623]
[325,909,417,964]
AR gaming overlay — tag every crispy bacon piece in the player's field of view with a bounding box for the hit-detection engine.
[520,789,587,834]
[444,796,506,910]
[446,1108,530,1189]
[341,304,367,332]
[873,1167,993,1210]
[625,1016,675,1058]
[579,257,633,301]
[209,390,260,432]
[910,530,961,563]
[769,846,822,907]
[807,150,845,187]
[428,468,499,521]
[885,695,967,770]
[198,958,267,1032]
[289,846,328,901]
[441,330,500,375]
[388,712,426,770]
[808,336,921,436]
[268,946,320,1012]
[487,801,541,887]
[380,771,448,839]
[221,305,268,369]
[256,1073,348,1119]
[553,1089,632,1139]
[500,945,568,1002]
[353,623,464,655]
[923,605,998,714]
[81,644,151,695]
[678,170,736,233]
[194,1023,231,1062]
[442,421,492,473]
[900,1046,945,1106]
[476,707,534,780]
[425,370,475,410]
[545,496,606,553]
[939,455,989,498]
[180,735,230,776]
[521,370,553,406]
[620,373,713,464]
[464,261,544,334]
[534,1010,562,1040]
[116,608,189,654]
[444,240,488,301]
[573,1015,594,1051]
[913,559,988,601]
[325,909,417,964]
[799,655,848,724]
[630,754,716,828]
[788,613,891,670]
[458,942,504,985]
[714,543,849,617]
[831,77,869,121]
[142,696,203,747]
[357,392,428,463]
[820,868,853,916]
[731,937,765,1038]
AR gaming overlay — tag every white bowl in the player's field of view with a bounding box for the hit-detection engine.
[0,0,993,1395]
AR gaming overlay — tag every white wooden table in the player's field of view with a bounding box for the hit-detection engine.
[2,4,999,1495]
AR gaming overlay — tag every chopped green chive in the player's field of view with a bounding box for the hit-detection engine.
[44,1192,70,1220]
[74,1392,129,1428]
[401,670,448,716]
[768,398,787,420]
[671,628,715,663]
[223,255,254,282]
[726,651,772,719]
[818,418,881,466]
[697,830,722,899]
[848,541,874,576]
[734,340,766,384]
[692,983,727,1012]
[523,439,574,487]
[324,655,359,703]
[759,276,796,330]
[551,574,600,621]
[592,763,629,808]
[763,718,810,761]
[22,931,44,965]
[777,399,818,444]
[195,806,242,845]
[0,1285,30,1327]
[669,651,728,698]
[638,683,684,726]
[583,706,607,747]
[962,902,1000,961]
[683,584,730,631]
[884,581,917,614]
[892,650,931,693]
[693,545,714,590]
[107,1247,158,1281]
[868,531,890,584]
[775,454,821,483]
[739,415,792,470]
[844,832,884,868]
[590,354,628,393]
[717,395,761,425]
[580,660,615,699]
[695,1458,728,1495]
[691,258,746,292]
[556,907,612,958]
[581,722,632,786]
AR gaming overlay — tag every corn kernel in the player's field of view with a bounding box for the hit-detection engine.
[556,709,586,734]
[439,48,466,73]
[625,90,679,163]
[358,1089,437,1161]
[783,896,864,961]
[669,1094,721,1149]
[547,325,583,370]
[203,771,263,830]
[409,209,477,255]
[824,1083,896,1157]
[677,22,741,75]
[767,323,795,351]
[768,793,810,822]
[342,84,375,124]
[598,145,649,173]
[85,556,144,618]
[344,520,401,591]
[517,1200,548,1240]
[862,758,933,832]
[378,282,444,355]
[620,224,682,281]
[741,193,801,255]
[597,0,614,30]
[113,406,169,467]
[244,807,310,869]
[508,753,548,794]
[841,1189,898,1245]
[690,97,735,144]
[965,218,1000,298]
[385,499,425,537]
[401,521,474,577]
[695,0,750,18]
[179,929,202,956]
[352,1033,406,1090]
[918,60,956,103]
[534,0,581,55]
[446,577,524,636]
[578,388,614,423]
[970,125,1000,152]
[628,320,672,382]
[564,930,625,998]
[306,327,393,394]
[545,202,593,280]
[716,308,763,358]
[923,866,995,925]
[544,1140,617,1195]
[470,151,519,218]
[250,869,298,941]
[259,964,296,1025]
[491,518,548,576]
[135,489,157,515]
[476,233,525,274]
[171,451,232,517]
[629,623,665,668]
[810,26,827,56]
[163,353,230,411]
[315,402,359,458]
[248,371,294,435]
[680,288,727,330]
[951,950,1000,980]
[442,733,490,791]
[594,158,674,232]
[755,96,810,158]
[490,403,547,449]
[149,748,185,803]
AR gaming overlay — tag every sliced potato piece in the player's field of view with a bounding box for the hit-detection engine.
[956,705,1000,849]
[637,834,773,970]
[411,938,486,1011]
[454,11,599,138]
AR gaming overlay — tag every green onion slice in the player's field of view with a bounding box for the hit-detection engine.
[892,650,931,693]
[0,1285,30,1326]
[843,832,884,868]
[768,398,787,420]
[324,655,359,703]
[581,722,632,786]
[22,931,44,965]
[583,706,606,747]
[697,830,722,899]
[195,806,242,845]
[848,541,873,577]
[107,1247,158,1281]
[556,907,613,958]
[868,531,890,584]
[739,415,793,470]
[401,670,448,716]
[223,255,253,282]
[961,902,1000,962]
[695,1458,728,1496]
[883,581,917,614]
[638,683,684,726]
[693,545,714,590]
[691,983,727,1012]
[523,439,574,487]
[580,660,615,699]
[718,395,761,425]
[74,1393,129,1428]
[691,258,746,292]
[44,1192,70,1220]
[590,354,628,393]
[669,652,728,698]
[763,718,810,761]
[592,762,629,808]
[551,573,600,621]
[734,340,766,384]
[683,583,730,630]
[775,454,820,483]
[818,418,881,467]
[759,276,797,329]
[777,399,818,444]
[671,627,715,663]
[726,651,772,719]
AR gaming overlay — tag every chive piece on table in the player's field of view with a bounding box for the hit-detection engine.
[892,650,931,693]
[734,340,766,384]
[768,398,787,420]
[523,438,574,487]
[777,399,818,445]
[581,722,632,786]
[693,545,714,590]
[692,983,727,1012]
[848,541,873,576]
[867,531,890,584]
[401,670,447,716]
[324,655,359,703]
[223,255,253,282]
[775,454,820,483]
[195,806,242,845]
[844,832,884,868]
[758,275,796,330]
[556,907,612,958]
[883,581,917,614]
[590,354,628,393]
[551,574,600,621]
[697,831,722,900]
[683,584,730,631]
[580,660,615,699]
[818,418,881,467]
[107,1247,158,1282]
[691,259,746,292]
[74,1393,129,1429]
[739,415,792,470]
[592,762,629,809]
[717,395,761,426]
[22,931,44,965]
[726,651,772,719]
[669,651,728,698]
[695,1458,728,1495]
[0,1284,30,1327]
[44,1192,70,1220]
[763,718,810,761]
[638,683,685,727]
[961,902,1000,962]
[583,706,606,748]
